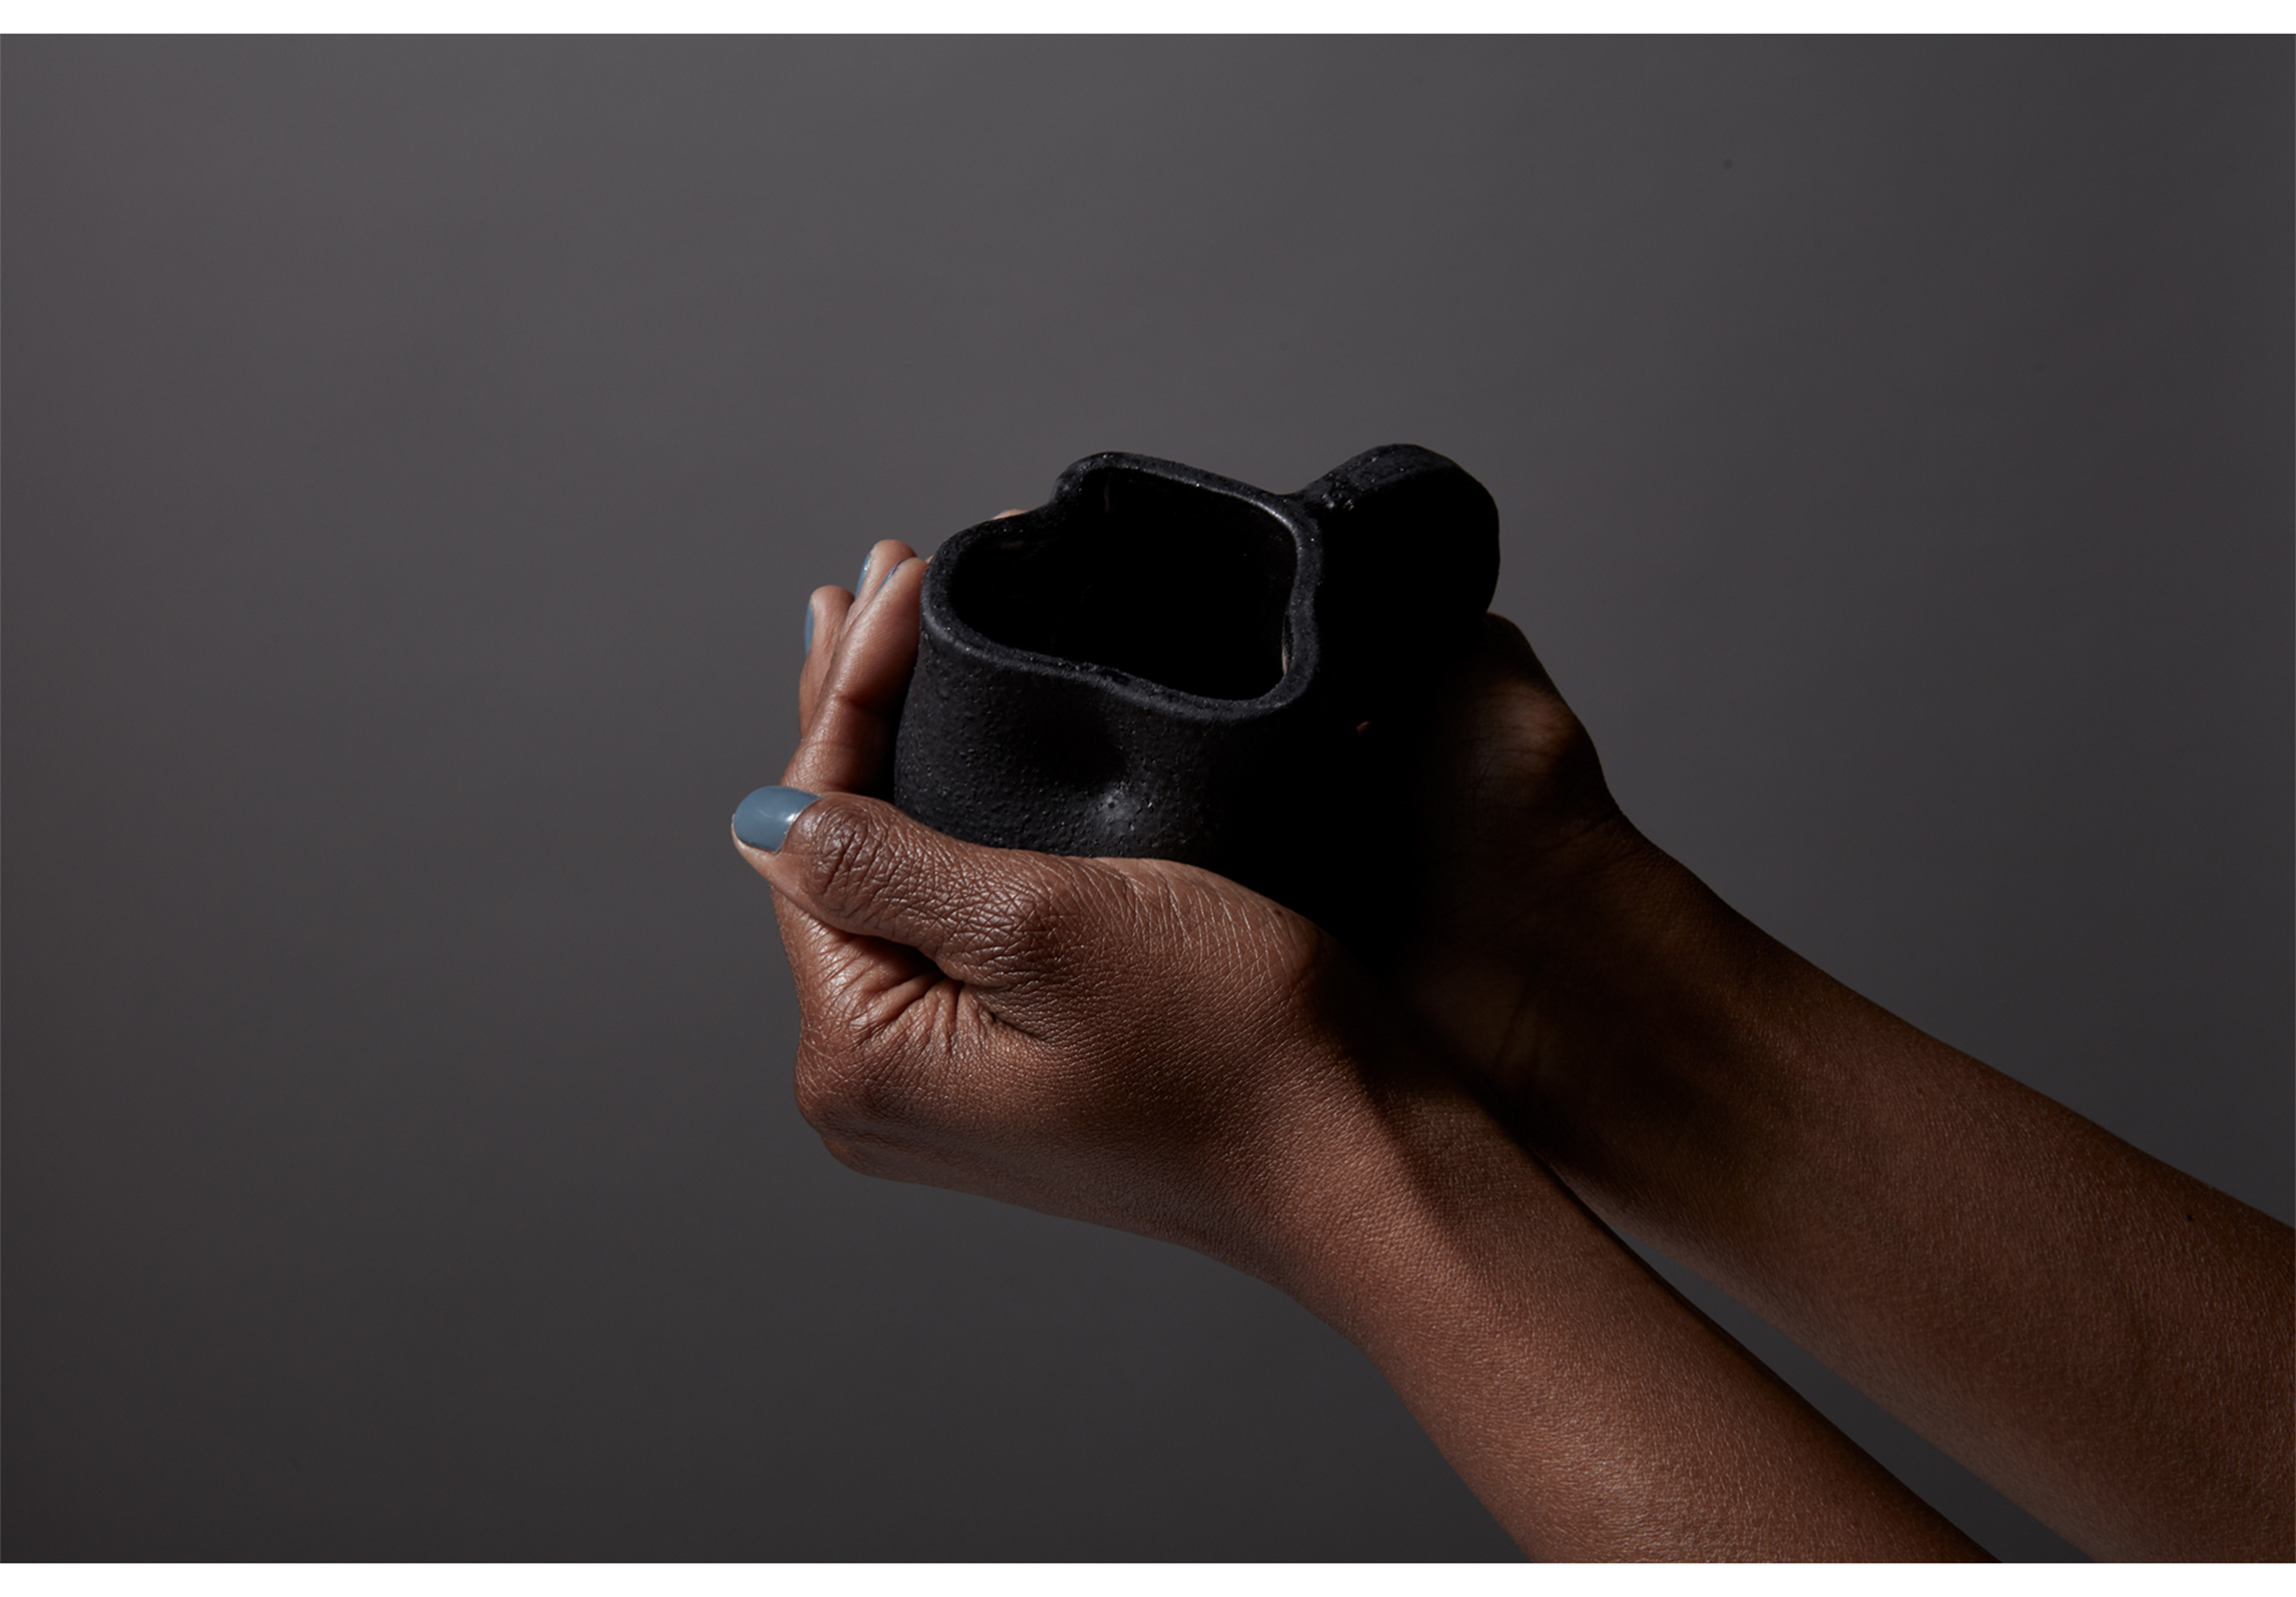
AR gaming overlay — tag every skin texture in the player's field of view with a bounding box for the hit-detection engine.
[746,535,2292,1559]
[743,543,1986,1560]
[1349,615,2296,1561]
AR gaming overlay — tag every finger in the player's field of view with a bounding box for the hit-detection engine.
[798,585,854,737]
[854,538,916,605]
[784,554,924,798]
[1477,612,1566,700]
[732,783,959,1048]
[739,790,1105,992]
[798,539,921,735]
[773,872,950,1037]
[1361,613,1566,760]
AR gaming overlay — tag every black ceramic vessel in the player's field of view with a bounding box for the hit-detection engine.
[890,444,1499,915]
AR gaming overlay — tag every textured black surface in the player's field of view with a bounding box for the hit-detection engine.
[891,445,1498,912]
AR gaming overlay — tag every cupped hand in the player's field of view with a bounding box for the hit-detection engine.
[730,548,2009,1562]
[740,544,1418,1288]
[789,541,1665,1146]
[1338,616,1668,1108]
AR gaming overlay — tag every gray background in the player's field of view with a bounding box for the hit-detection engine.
[5,37,2288,1561]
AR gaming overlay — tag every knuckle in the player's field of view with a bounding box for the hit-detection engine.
[966,861,1098,978]
[997,866,1072,942]
[795,798,898,912]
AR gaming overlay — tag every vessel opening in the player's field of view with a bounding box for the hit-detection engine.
[951,469,1297,701]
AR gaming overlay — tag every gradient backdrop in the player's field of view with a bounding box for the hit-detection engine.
[6,37,2289,1561]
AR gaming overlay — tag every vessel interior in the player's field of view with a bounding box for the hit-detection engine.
[950,468,1298,701]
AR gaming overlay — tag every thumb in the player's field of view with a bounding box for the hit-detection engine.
[734,788,1099,990]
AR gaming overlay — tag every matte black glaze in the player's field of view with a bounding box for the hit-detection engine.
[891,444,1499,913]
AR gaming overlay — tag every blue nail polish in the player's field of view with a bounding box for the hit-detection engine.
[733,787,819,851]
[856,554,873,599]
[803,600,815,652]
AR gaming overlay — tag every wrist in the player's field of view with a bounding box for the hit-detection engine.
[1509,830,1773,1107]
[1386,811,1718,1096]
[1230,1015,1988,1562]
[1228,976,1589,1339]
[1426,826,1824,1235]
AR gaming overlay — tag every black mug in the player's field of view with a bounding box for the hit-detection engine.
[890,443,1499,920]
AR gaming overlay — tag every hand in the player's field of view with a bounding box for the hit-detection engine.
[731,545,2000,1561]
[747,543,1416,1290]
[1339,614,1659,1110]
[1343,599,2294,1561]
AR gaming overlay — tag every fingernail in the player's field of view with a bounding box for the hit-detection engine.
[733,786,819,851]
[856,553,873,600]
[803,598,816,652]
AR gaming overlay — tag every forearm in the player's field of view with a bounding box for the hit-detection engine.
[1503,839,2295,1559]
[1257,1039,1986,1561]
